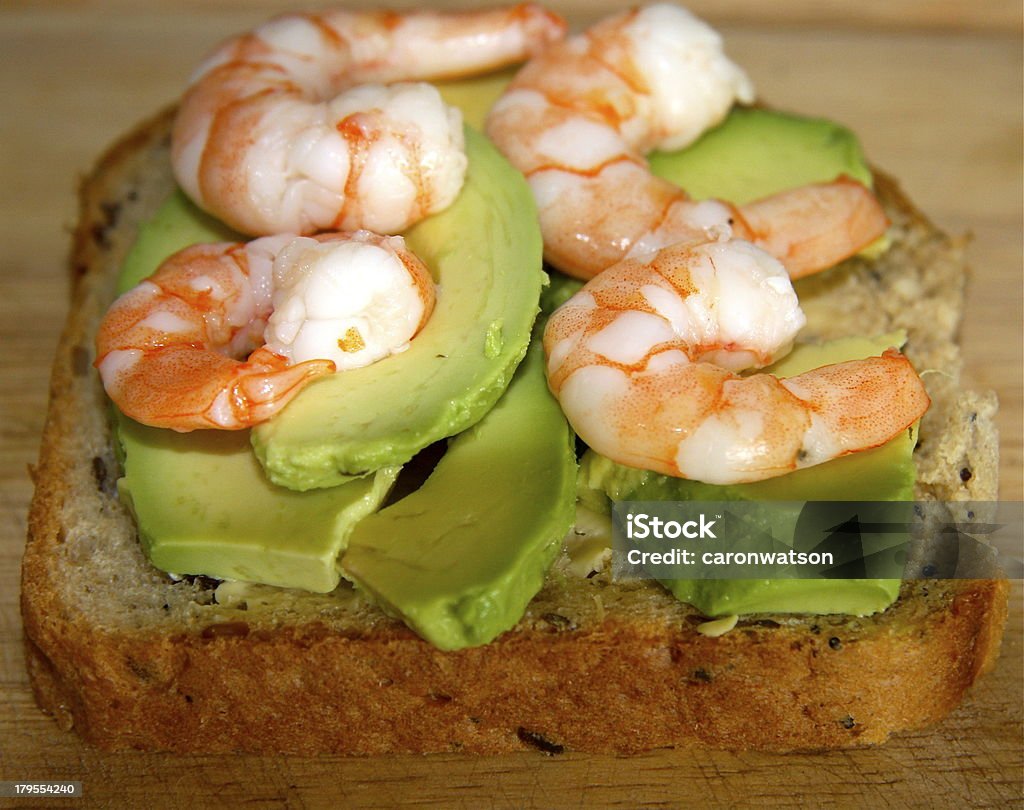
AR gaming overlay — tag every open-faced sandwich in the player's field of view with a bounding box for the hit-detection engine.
[24,3,1006,753]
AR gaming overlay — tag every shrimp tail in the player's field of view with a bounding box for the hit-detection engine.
[735,176,890,280]
[780,347,930,461]
[226,349,336,431]
[103,346,335,432]
[404,3,567,76]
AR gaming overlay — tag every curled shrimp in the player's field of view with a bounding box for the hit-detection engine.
[543,237,930,484]
[486,3,888,280]
[95,232,435,431]
[172,4,566,237]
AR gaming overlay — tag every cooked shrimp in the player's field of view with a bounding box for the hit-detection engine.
[543,237,930,484]
[486,4,888,280]
[171,4,566,236]
[96,231,435,431]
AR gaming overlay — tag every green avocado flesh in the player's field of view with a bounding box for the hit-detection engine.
[252,126,545,490]
[117,416,398,592]
[579,335,914,617]
[648,106,873,204]
[342,337,577,650]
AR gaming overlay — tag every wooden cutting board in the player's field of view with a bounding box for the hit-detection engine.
[1,2,1020,806]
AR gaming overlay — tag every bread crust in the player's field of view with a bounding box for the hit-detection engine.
[23,582,1010,754]
[23,110,1007,754]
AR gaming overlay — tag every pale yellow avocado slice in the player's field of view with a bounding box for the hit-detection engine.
[118,417,398,593]
[342,336,577,650]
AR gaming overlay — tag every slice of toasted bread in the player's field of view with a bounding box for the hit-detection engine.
[23,108,1006,754]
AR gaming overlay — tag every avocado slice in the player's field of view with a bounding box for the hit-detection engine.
[342,336,577,650]
[118,416,398,592]
[252,126,546,490]
[649,106,874,203]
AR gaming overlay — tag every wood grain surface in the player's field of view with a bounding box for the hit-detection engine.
[1,2,1020,807]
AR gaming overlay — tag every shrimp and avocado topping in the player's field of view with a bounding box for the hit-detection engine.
[484,3,927,482]
[99,4,927,630]
[98,4,565,436]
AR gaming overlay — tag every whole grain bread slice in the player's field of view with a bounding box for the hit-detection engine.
[23,108,1006,754]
